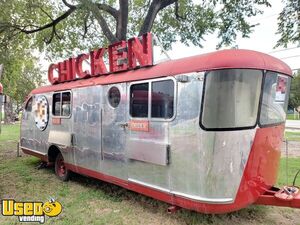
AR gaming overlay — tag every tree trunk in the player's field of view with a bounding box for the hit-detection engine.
[4,99,14,124]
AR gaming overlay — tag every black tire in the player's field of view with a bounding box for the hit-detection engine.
[55,152,70,181]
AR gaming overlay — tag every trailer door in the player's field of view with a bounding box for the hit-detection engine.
[72,86,102,171]
[101,83,128,180]
[126,78,175,192]
[20,96,36,150]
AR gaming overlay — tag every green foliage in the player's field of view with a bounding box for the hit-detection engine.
[0,0,45,107]
[1,0,276,59]
[289,71,300,110]
[276,0,300,48]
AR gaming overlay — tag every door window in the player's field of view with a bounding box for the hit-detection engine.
[108,86,121,108]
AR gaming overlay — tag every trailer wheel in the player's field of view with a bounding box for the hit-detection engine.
[55,153,70,181]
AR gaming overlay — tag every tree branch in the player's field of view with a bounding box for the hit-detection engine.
[80,0,118,43]
[12,7,76,34]
[175,1,185,20]
[82,12,91,39]
[40,7,53,21]
[62,0,77,9]
[96,3,118,20]
[139,0,177,36]
[116,0,128,40]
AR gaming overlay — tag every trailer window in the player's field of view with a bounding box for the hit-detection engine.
[25,97,33,112]
[52,92,71,117]
[108,86,121,108]
[53,93,61,116]
[151,80,174,118]
[201,69,262,130]
[62,92,71,116]
[259,72,291,126]
[130,83,149,117]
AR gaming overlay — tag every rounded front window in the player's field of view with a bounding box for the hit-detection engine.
[201,69,262,130]
[200,69,291,130]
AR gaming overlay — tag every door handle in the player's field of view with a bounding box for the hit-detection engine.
[117,122,128,129]
[71,133,76,146]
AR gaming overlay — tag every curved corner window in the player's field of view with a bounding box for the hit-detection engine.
[108,86,121,108]
[25,97,33,112]
[201,69,262,130]
[259,72,291,126]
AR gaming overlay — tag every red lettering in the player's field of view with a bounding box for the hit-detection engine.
[76,54,90,78]
[90,48,107,76]
[68,58,76,81]
[47,33,154,84]
[128,33,153,69]
[58,60,70,82]
[109,41,128,73]
[48,64,59,84]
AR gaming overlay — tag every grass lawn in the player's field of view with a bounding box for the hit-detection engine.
[0,123,20,142]
[0,124,299,225]
[285,131,300,142]
[286,114,300,120]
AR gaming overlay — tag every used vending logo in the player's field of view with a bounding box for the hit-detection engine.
[1,198,62,223]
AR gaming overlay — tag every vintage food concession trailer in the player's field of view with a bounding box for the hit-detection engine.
[21,33,300,213]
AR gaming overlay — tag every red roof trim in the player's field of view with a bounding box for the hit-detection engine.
[32,49,293,94]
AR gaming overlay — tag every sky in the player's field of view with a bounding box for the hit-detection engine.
[167,0,300,71]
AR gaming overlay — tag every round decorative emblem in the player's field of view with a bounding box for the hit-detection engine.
[33,95,49,131]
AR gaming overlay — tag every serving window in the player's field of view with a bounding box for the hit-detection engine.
[52,91,71,117]
[130,83,149,118]
[151,80,174,119]
[130,79,175,119]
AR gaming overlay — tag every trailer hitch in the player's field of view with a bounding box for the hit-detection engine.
[255,186,300,208]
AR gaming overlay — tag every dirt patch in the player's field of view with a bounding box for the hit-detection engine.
[0,141,19,160]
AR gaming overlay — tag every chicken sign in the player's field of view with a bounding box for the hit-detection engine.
[48,33,153,85]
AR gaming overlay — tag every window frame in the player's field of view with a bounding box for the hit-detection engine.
[128,77,177,121]
[107,86,121,109]
[25,96,33,112]
[199,69,264,131]
[258,71,291,128]
[52,90,72,119]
